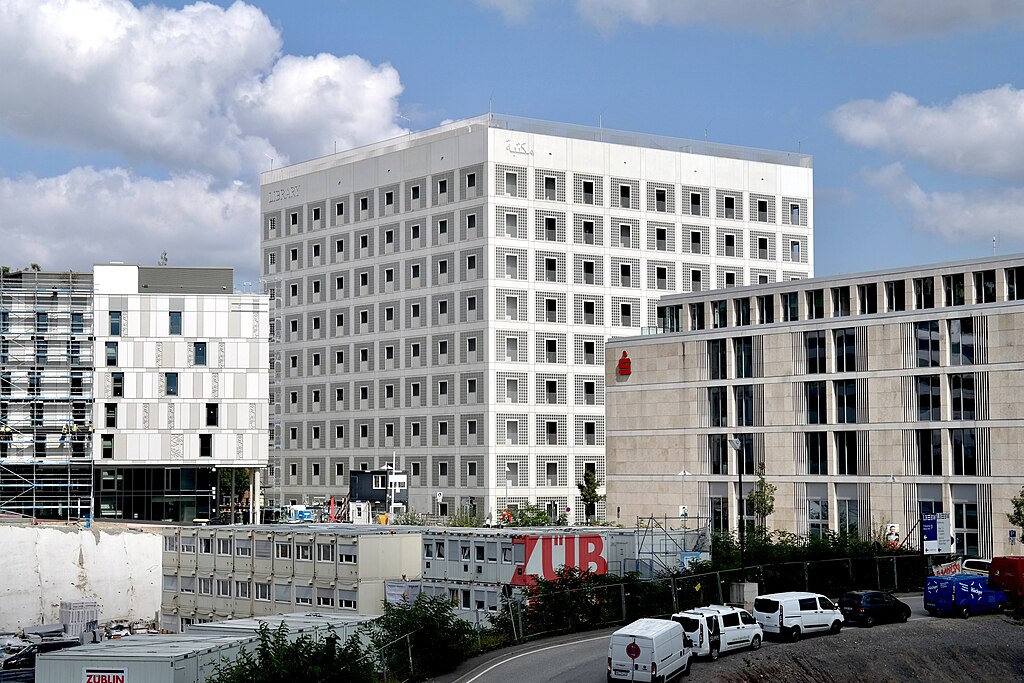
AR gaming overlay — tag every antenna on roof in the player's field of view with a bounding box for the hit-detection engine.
[993,234,998,256]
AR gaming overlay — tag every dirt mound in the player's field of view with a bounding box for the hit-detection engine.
[697,616,1024,683]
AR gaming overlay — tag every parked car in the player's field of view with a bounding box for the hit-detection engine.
[837,590,911,627]
[989,556,1024,604]
[671,605,762,660]
[961,558,992,576]
[924,574,1008,617]
[752,591,844,641]
[608,618,691,682]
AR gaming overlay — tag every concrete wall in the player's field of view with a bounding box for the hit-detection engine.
[0,523,162,632]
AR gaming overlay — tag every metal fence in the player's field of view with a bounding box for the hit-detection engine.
[501,554,928,643]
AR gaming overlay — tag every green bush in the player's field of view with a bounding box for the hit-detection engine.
[207,623,374,683]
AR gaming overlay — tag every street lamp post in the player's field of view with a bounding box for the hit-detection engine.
[729,438,745,577]
[677,469,691,529]
[889,474,896,527]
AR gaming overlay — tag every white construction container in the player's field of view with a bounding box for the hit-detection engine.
[35,633,259,683]
[187,612,373,645]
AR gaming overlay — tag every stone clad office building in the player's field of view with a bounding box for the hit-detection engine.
[605,255,1024,558]
[260,113,813,522]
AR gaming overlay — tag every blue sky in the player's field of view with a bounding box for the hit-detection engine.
[1,0,1023,285]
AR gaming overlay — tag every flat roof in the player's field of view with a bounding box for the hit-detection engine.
[179,524,644,537]
[261,113,812,185]
[654,252,1024,308]
[39,633,259,662]
[187,612,374,634]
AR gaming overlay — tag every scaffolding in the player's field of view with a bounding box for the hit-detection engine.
[0,269,95,519]
[634,515,713,576]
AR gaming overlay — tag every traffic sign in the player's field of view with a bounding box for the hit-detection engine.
[436,491,444,503]
[625,642,641,660]
[923,513,952,555]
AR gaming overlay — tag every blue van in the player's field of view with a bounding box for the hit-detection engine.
[924,574,1008,618]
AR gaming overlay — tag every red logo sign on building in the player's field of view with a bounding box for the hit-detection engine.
[616,351,631,376]
[510,534,608,586]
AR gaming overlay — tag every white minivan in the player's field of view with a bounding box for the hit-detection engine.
[752,591,844,641]
[671,605,763,660]
[607,618,691,682]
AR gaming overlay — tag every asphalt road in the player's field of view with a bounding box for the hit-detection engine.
[441,595,932,683]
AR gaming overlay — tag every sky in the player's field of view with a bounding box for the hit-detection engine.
[1,0,1023,287]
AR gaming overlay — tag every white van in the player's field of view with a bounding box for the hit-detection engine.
[671,605,763,660]
[607,618,691,682]
[752,591,844,641]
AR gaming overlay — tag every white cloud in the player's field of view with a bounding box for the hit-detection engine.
[573,0,1024,38]
[575,0,825,34]
[864,163,1024,243]
[234,53,405,166]
[475,0,535,23]
[830,86,1024,180]
[0,0,406,180]
[0,166,260,281]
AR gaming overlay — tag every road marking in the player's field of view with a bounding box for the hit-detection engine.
[458,633,611,683]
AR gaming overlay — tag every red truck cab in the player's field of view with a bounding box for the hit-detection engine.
[989,556,1024,603]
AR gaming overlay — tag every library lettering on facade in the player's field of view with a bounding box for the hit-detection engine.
[605,255,1024,558]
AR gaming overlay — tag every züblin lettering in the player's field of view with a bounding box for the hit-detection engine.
[85,674,126,683]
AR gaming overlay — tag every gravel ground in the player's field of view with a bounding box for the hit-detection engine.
[689,614,1024,682]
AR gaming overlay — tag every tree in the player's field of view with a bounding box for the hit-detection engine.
[207,623,374,683]
[363,593,475,680]
[1009,485,1024,530]
[507,503,554,526]
[577,470,604,524]
[747,462,776,536]
[219,468,251,522]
